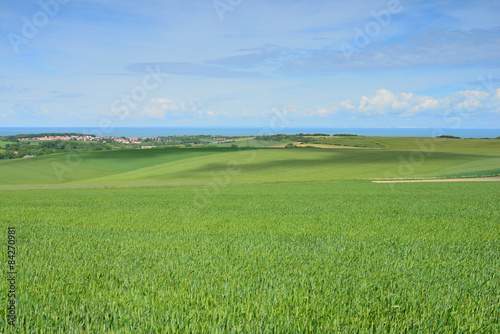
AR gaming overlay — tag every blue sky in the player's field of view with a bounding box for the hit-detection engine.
[1,0,499,128]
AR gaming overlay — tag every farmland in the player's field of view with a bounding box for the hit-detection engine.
[0,137,499,332]
[0,136,499,188]
[1,181,499,332]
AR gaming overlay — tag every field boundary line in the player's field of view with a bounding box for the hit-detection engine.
[373,177,500,183]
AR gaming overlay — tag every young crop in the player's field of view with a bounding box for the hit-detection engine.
[0,181,499,332]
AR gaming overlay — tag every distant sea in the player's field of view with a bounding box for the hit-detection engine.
[0,127,499,139]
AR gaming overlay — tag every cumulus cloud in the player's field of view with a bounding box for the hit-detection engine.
[339,100,355,110]
[108,89,500,122]
[351,89,441,116]
[136,98,229,120]
[274,88,500,119]
[141,98,179,119]
[358,89,396,114]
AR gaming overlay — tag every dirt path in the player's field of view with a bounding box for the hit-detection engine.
[373,177,500,183]
[268,143,378,149]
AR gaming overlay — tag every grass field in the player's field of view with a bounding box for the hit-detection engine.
[301,136,500,152]
[304,136,385,148]
[0,137,499,332]
[0,137,499,187]
[374,137,500,152]
[216,139,286,147]
[1,181,499,332]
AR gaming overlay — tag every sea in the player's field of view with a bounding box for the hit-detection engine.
[0,127,499,139]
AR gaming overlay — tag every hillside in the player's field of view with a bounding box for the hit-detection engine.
[1,138,499,189]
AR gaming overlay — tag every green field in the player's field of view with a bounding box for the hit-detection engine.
[1,181,499,332]
[303,136,385,148]
[299,136,500,152]
[0,136,499,188]
[1,138,499,332]
[215,138,287,148]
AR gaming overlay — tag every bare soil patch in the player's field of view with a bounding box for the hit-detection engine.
[269,143,378,149]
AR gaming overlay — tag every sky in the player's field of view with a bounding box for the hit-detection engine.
[1,0,500,129]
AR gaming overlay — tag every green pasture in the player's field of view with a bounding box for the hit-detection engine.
[1,181,499,332]
[1,143,499,187]
[0,137,499,331]
[304,136,384,148]
[81,149,500,184]
[375,137,500,152]
[303,136,500,152]
[0,148,223,185]
[215,139,286,147]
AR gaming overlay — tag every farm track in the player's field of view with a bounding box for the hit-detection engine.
[373,176,500,183]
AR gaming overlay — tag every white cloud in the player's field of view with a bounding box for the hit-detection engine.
[358,89,395,114]
[316,106,328,116]
[242,108,257,116]
[459,90,490,98]
[141,98,179,119]
[283,104,299,115]
[304,88,500,119]
[339,100,355,110]
[353,89,441,116]
[109,89,500,123]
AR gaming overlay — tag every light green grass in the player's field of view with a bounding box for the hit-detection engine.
[0,148,224,185]
[1,138,499,332]
[294,136,500,152]
[305,136,385,148]
[375,137,500,152]
[83,149,499,184]
[2,146,498,186]
[0,181,499,332]
[215,139,287,147]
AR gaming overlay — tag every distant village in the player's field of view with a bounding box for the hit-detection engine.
[0,133,238,160]
[19,135,147,144]
[17,134,234,145]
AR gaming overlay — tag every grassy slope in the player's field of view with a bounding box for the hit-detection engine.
[305,136,500,152]
[76,149,500,184]
[1,181,498,332]
[0,148,223,185]
[305,136,385,148]
[375,137,500,152]
[0,138,499,186]
[215,139,286,147]
[1,138,499,331]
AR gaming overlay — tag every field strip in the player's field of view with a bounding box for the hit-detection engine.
[0,181,214,190]
[296,144,379,149]
[267,143,379,149]
[373,177,500,183]
[0,179,316,190]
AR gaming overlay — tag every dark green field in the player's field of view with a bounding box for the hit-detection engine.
[0,138,499,332]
